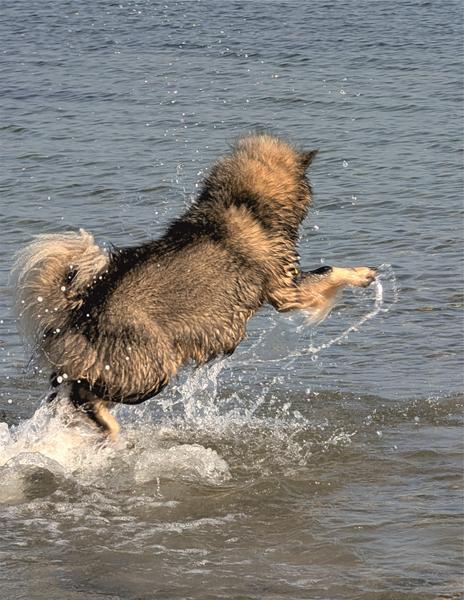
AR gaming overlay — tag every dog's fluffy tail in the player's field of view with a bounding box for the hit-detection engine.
[11,229,109,349]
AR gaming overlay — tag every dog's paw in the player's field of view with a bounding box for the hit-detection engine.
[348,266,378,287]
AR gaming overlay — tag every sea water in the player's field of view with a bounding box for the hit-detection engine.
[0,1,462,598]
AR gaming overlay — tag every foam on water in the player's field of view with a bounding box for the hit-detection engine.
[0,400,119,504]
[0,387,233,503]
[134,442,230,485]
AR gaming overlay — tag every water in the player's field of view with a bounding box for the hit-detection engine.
[0,1,462,598]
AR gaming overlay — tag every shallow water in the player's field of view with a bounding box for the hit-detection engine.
[0,1,463,599]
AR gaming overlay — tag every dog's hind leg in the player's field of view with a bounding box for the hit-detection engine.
[69,381,120,440]
[269,265,378,323]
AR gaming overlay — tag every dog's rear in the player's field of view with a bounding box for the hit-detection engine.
[11,229,109,350]
[11,230,122,436]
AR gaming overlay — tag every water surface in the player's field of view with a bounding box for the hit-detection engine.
[0,1,462,599]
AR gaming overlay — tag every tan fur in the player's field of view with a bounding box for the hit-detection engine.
[269,266,377,323]
[92,401,120,439]
[11,229,109,347]
[70,384,120,439]
[206,134,310,234]
[224,205,274,262]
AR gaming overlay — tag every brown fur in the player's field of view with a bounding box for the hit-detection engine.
[11,134,376,437]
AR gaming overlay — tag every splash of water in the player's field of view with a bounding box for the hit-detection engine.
[248,264,398,364]
[0,398,232,500]
[291,263,397,360]
[305,273,385,355]
[0,400,118,475]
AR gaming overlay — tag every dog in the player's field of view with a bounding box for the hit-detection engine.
[11,133,377,438]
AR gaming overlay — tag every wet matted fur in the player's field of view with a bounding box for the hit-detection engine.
[11,133,377,437]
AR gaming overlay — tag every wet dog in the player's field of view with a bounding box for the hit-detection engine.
[12,134,377,438]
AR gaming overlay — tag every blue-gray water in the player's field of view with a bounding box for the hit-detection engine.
[0,1,462,599]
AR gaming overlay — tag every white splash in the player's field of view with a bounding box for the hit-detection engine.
[0,383,232,502]
[0,401,117,478]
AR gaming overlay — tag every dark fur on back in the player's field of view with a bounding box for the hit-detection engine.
[13,134,317,406]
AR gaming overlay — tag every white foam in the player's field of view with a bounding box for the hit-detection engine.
[134,443,230,485]
[0,403,120,503]
[0,390,231,501]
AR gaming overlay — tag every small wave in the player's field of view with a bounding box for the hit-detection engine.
[134,443,230,485]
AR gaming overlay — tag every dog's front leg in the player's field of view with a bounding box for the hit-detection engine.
[269,265,377,323]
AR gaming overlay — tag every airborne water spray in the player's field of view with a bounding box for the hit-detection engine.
[306,276,384,355]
